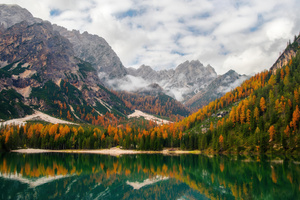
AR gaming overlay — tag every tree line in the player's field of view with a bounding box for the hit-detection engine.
[1,37,300,154]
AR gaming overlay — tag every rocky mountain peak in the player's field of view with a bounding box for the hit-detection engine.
[135,65,158,79]
[0,4,127,84]
[185,69,249,109]
[176,60,203,72]
[0,20,79,86]
[0,11,131,120]
[0,4,41,28]
[224,69,238,76]
[124,60,220,102]
[174,60,217,78]
[53,24,127,81]
[270,35,300,73]
[139,64,153,71]
[206,64,217,74]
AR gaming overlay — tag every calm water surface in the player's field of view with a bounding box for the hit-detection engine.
[0,153,299,200]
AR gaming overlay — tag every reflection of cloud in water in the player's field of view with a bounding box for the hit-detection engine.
[0,172,74,188]
[126,175,169,190]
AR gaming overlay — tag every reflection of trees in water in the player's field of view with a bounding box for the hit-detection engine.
[0,153,299,200]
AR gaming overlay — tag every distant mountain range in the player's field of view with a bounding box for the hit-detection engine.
[125,61,248,109]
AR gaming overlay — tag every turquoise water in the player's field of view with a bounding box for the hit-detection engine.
[0,153,299,200]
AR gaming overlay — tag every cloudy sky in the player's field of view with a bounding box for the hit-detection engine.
[1,0,300,75]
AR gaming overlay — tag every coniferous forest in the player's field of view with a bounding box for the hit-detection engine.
[1,38,300,155]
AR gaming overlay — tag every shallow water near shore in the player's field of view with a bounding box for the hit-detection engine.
[0,153,299,200]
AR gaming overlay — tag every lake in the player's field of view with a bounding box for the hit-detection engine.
[0,153,299,200]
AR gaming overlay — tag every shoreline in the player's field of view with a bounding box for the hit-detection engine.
[10,148,298,158]
[10,148,202,156]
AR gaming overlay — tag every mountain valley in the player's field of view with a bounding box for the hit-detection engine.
[0,4,299,156]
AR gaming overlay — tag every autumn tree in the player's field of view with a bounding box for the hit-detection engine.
[246,109,251,125]
[219,134,224,150]
[284,125,290,137]
[260,97,266,112]
[291,105,300,132]
[268,75,276,86]
[269,126,275,143]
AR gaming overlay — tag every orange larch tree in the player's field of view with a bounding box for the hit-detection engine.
[260,97,266,112]
[269,125,275,141]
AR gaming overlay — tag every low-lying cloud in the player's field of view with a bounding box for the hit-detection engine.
[106,74,150,92]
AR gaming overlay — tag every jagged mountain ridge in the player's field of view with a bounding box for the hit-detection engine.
[126,60,217,101]
[0,21,76,81]
[270,35,300,73]
[0,4,188,121]
[126,61,248,109]
[0,4,127,82]
[53,25,127,80]
[0,4,42,28]
[0,4,249,114]
[0,15,131,120]
[184,69,248,109]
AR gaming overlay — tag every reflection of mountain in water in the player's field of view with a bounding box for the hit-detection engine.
[126,175,169,190]
[0,172,74,188]
[0,153,299,200]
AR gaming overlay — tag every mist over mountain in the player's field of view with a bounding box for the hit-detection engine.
[0,4,249,117]
[1,3,300,157]
[121,61,249,109]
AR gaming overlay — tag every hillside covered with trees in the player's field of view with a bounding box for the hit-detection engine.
[116,91,190,120]
[1,36,300,155]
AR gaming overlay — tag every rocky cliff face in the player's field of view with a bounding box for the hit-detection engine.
[270,35,300,73]
[185,70,249,109]
[126,62,248,109]
[0,21,76,82]
[127,60,218,102]
[53,25,127,81]
[0,4,127,84]
[0,4,249,114]
[0,4,41,28]
[0,10,131,120]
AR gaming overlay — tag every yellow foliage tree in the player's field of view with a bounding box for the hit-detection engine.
[260,97,266,112]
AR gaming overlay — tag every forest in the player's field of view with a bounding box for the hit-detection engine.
[1,38,300,155]
[116,90,190,120]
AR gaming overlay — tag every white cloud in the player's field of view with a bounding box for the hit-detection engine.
[1,0,300,75]
[265,18,294,41]
[106,74,150,91]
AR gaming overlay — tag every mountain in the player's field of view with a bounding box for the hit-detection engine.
[154,34,300,154]
[185,70,249,110]
[117,90,190,119]
[126,60,217,102]
[0,4,42,28]
[0,4,127,83]
[53,25,127,81]
[0,4,248,112]
[0,13,131,121]
[271,35,300,73]
[1,3,299,155]
[126,61,248,110]
[0,4,187,122]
